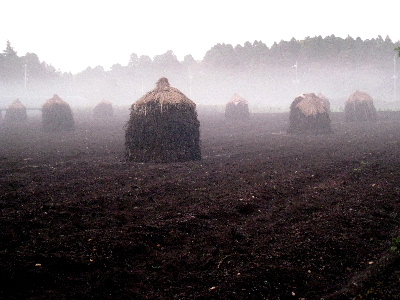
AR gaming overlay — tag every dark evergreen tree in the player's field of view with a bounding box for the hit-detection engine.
[203,43,239,69]
[153,50,180,71]
[1,41,22,82]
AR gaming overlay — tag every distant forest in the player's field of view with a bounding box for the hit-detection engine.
[1,35,400,110]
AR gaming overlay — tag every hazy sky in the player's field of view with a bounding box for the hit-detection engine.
[1,0,399,73]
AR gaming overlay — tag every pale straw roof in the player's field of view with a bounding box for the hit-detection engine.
[8,99,26,109]
[134,77,195,107]
[295,93,329,116]
[43,94,69,108]
[228,93,248,105]
[347,90,373,103]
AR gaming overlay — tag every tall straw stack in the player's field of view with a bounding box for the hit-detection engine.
[42,94,74,131]
[344,91,377,122]
[225,93,250,120]
[94,99,114,118]
[288,93,332,134]
[4,99,28,123]
[125,77,201,163]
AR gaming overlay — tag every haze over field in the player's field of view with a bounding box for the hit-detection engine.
[1,0,400,110]
[1,0,399,73]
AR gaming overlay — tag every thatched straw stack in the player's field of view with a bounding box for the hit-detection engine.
[225,93,250,120]
[4,99,28,123]
[94,99,114,118]
[125,77,201,163]
[345,90,377,122]
[288,93,332,134]
[42,94,74,131]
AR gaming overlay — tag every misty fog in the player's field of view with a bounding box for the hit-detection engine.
[1,36,400,114]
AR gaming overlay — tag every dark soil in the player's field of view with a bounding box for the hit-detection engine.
[1,109,400,300]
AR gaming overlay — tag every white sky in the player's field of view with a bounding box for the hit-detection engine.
[1,0,399,73]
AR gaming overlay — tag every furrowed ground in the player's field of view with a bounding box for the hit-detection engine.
[1,110,400,299]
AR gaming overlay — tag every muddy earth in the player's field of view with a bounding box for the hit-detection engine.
[1,109,400,299]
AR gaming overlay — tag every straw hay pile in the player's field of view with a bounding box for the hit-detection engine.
[94,99,114,118]
[288,93,332,134]
[42,94,74,131]
[125,77,201,163]
[345,91,377,122]
[4,99,28,123]
[225,93,250,120]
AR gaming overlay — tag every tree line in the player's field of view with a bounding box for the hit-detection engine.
[0,41,59,83]
[1,35,400,107]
